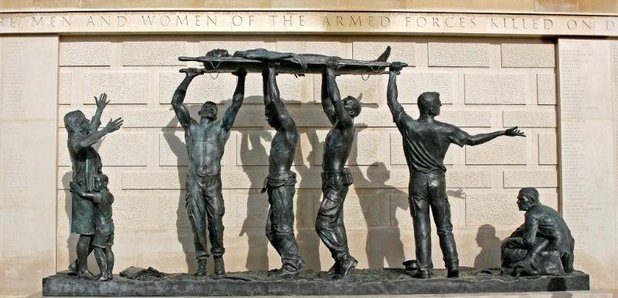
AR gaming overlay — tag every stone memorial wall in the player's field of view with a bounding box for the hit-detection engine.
[0,4,617,296]
[0,36,58,295]
[559,39,618,289]
[54,35,558,275]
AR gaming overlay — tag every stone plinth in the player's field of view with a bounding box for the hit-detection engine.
[43,269,590,296]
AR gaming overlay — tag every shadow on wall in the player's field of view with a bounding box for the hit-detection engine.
[345,123,408,269]
[294,128,322,271]
[355,160,408,269]
[62,171,79,270]
[162,117,196,274]
[473,224,502,270]
[238,129,270,271]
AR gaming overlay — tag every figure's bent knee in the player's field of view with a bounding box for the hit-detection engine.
[436,227,453,237]
[316,211,337,227]
[315,216,331,231]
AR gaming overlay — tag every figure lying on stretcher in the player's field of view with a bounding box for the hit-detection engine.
[179,46,402,75]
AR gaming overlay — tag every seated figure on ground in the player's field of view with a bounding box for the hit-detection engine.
[501,187,575,276]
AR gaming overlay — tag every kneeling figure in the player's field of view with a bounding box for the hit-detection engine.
[501,188,575,276]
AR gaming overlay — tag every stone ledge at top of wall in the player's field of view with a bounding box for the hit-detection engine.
[5,0,616,14]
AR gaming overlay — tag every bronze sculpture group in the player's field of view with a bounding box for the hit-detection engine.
[64,47,575,282]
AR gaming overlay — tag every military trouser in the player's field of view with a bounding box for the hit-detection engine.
[410,171,458,272]
[315,168,354,262]
[186,173,225,260]
[263,171,303,270]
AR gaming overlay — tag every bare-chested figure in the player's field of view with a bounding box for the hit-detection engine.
[261,65,304,278]
[315,59,362,278]
[171,67,246,276]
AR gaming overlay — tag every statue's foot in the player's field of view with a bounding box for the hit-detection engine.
[296,258,305,271]
[403,260,419,271]
[337,257,358,277]
[447,263,459,278]
[214,257,225,276]
[97,274,110,282]
[447,269,459,278]
[77,269,96,279]
[327,262,340,275]
[194,259,207,277]
[67,260,78,275]
[412,269,431,279]
[268,265,298,279]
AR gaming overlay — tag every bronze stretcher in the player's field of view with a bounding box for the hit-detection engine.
[179,46,407,75]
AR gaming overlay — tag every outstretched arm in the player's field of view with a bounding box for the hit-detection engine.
[462,127,525,146]
[172,68,203,129]
[221,70,247,132]
[387,63,407,122]
[325,62,353,128]
[74,118,123,150]
[90,93,108,131]
[321,72,336,124]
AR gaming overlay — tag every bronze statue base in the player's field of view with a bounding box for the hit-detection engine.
[43,268,590,296]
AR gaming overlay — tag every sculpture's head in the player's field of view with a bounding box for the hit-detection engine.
[199,101,218,121]
[517,187,540,211]
[417,92,442,117]
[64,110,89,134]
[93,173,109,192]
[205,49,230,57]
[343,96,362,118]
[264,103,279,128]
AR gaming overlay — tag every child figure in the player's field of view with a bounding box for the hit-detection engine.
[70,174,115,281]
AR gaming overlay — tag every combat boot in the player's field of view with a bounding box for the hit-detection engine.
[413,269,431,279]
[68,260,78,274]
[327,261,339,274]
[337,256,358,277]
[268,264,299,279]
[194,259,207,277]
[447,263,459,278]
[214,257,225,275]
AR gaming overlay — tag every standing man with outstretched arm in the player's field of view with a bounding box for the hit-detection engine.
[387,62,525,279]
[65,93,123,279]
[315,59,362,278]
[171,67,246,276]
[261,64,305,278]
